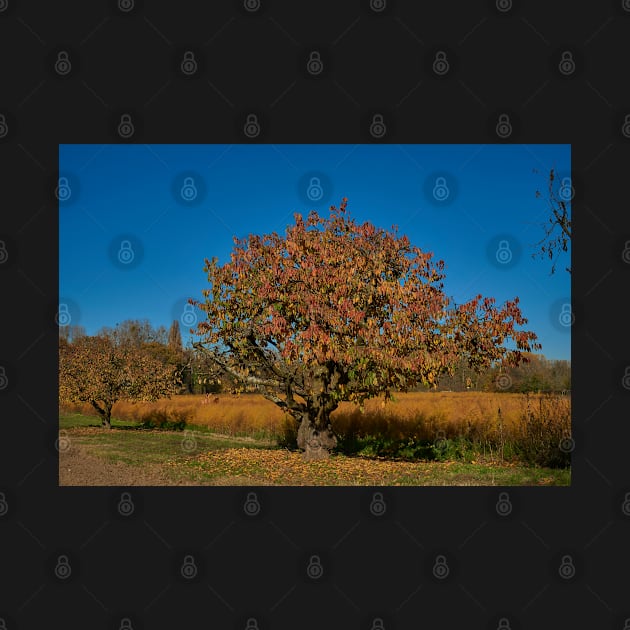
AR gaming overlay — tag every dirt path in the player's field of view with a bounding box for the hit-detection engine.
[59,443,195,486]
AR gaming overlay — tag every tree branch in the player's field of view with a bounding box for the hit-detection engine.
[192,342,284,388]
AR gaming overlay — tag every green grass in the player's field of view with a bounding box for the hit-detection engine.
[59,413,570,486]
[59,413,274,467]
[391,461,570,486]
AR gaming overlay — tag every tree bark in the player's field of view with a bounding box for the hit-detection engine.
[91,400,113,429]
[294,364,343,461]
[296,404,337,462]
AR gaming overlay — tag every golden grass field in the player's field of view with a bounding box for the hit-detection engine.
[59,390,571,446]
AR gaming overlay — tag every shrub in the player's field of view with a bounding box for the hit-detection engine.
[277,414,298,449]
[138,407,190,431]
[513,393,571,468]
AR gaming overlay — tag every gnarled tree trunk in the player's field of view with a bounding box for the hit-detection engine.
[296,398,338,462]
[91,400,113,429]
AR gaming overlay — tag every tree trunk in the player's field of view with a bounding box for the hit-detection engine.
[91,400,113,429]
[296,406,337,462]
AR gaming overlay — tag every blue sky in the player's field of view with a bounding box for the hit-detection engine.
[59,143,571,361]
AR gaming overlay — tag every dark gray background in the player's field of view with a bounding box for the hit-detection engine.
[1,0,629,628]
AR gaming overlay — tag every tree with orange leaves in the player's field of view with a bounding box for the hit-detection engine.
[191,199,541,460]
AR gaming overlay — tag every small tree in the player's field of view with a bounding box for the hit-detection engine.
[59,324,86,344]
[167,320,183,352]
[532,168,571,275]
[191,199,541,460]
[59,333,181,428]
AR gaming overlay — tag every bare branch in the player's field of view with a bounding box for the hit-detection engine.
[532,168,571,275]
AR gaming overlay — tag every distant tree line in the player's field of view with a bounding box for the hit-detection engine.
[60,319,569,397]
[416,352,570,393]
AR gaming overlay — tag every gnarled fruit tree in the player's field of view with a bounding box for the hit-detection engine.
[59,333,181,429]
[190,199,541,461]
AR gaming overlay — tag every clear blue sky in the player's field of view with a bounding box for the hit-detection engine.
[59,143,571,361]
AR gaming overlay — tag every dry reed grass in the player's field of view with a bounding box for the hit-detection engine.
[59,391,567,440]
[60,391,571,466]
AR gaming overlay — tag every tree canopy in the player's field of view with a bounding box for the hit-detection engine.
[191,199,541,460]
[59,329,181,429]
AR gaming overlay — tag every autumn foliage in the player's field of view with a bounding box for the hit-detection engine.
[59,333,181,429]
[191,199,541,460]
